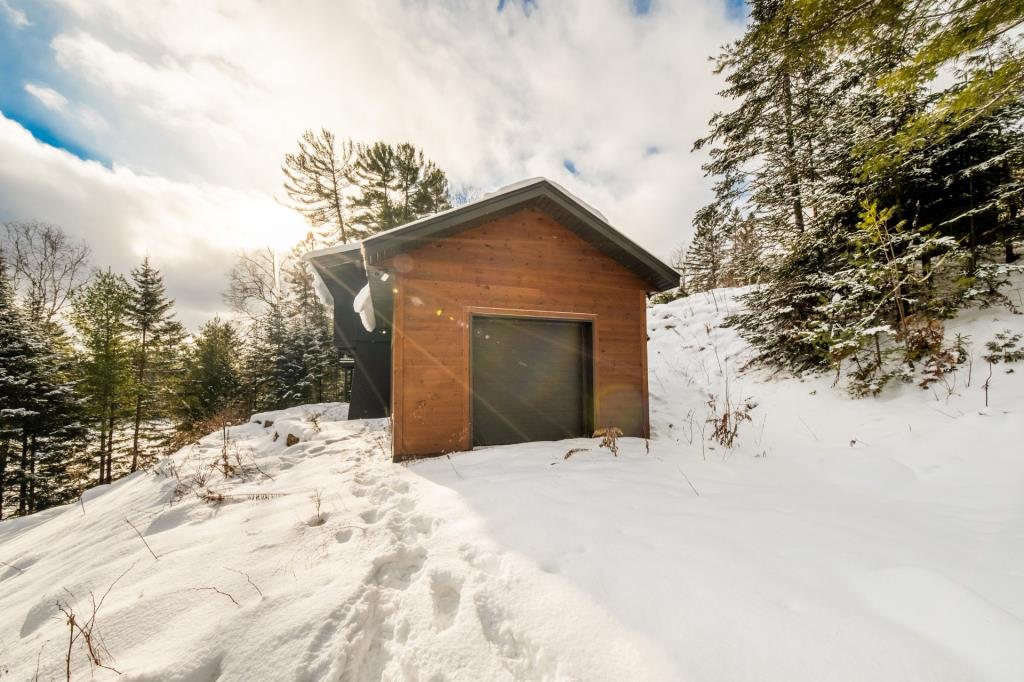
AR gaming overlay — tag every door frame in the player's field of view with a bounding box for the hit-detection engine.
[466,306,598,448]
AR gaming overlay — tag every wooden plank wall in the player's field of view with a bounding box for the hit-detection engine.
[385,207,651,460]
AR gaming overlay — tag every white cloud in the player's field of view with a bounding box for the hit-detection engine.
[2,0,742,322]
[24,83,69,112]
[0,113,308,328]
[0,0,29,28]
[23,81,109,133]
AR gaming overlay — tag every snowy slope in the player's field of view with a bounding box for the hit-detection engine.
[2,285,1024,681]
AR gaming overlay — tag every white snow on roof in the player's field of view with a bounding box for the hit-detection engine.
[360,176,611,245]
[302,240,362,263]
[483,177,609,222]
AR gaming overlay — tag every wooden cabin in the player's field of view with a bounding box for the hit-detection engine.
[306,178,678,461]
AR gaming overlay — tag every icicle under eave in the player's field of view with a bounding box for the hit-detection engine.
[353,283,376,332]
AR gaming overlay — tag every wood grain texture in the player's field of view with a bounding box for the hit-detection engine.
[386,207,652,460]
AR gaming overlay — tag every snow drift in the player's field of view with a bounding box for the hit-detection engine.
[2,285,1024,681]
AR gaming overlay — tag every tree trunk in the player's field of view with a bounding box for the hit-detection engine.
[1007,204,1019,263]
[131,329,147,473]
[330,155,347,243]
[780,17,806,234]
[28,434,36,513]
[98,413,108,485]
[18,430,28,515]
[0,438,8,521]
[106,405,115,484]
[968,175,978,274]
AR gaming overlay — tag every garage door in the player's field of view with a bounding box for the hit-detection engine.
[471,316,592,447]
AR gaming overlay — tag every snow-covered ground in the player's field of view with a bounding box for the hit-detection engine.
[2,285,1024,681]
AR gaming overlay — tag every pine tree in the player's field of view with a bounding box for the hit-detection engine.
[348,141,451,235]
[282,129,356,244]
[127,258,185,472]
[71,270,133,485]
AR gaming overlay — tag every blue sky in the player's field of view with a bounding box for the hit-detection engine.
[0,0,745,327]
[0,3,102,161]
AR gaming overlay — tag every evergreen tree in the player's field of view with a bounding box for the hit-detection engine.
[348,141,451,235]
[0,253,32,518]
[282,129,356,244]
[127,258,185,472]
[279,236,339,405]
[0,253,85,517]
[697,0,1022,392]
[693,0,837,246]
[180,318,243,427]
[71,270,133,484]
[792,0,1023,175]
[683,207,728,292]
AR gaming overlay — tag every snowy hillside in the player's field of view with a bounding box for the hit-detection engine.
[2,286,1024,681]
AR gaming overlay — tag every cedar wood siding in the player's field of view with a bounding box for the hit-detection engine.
[384,207,652,460]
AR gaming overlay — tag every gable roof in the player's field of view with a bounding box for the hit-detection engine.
[306,177,680,292]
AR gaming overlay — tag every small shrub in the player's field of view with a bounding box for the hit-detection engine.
[984,330,1024,365]
[706,393,756,449]
[593,427,623,456]
[308,489,325,526]
[919,333,970,391]
[899,315,944,363]
[306,411,324,433]
[981,330,1023,407]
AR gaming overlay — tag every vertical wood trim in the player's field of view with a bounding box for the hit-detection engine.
[640,291,650,438]
[391,273,405,460]
[461,307,471,452]
[592,316,601,435]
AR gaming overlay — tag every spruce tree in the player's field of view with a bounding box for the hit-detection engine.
[279,238,338,406]
[683,207,728,292]
[0,253,32,518]
[0,253,85,517]
[180,318,243,427]
[693,0,836,247]
[127,258,185,472]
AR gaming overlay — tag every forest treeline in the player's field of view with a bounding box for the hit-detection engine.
[680,0,1023,394]
[0,137,450,519]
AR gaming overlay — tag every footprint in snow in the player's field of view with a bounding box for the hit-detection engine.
[430,571,463,631]
[369,545,427,589]
[473,590,549,678]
